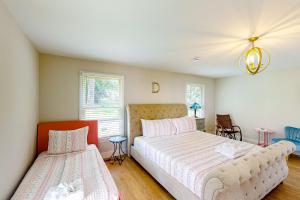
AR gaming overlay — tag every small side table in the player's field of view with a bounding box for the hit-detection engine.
[109,136,127,165]
[254,128,273,147]
[195,118,206,132]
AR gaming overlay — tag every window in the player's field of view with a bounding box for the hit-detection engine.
[185,83,205,117]
[80,72,124,138]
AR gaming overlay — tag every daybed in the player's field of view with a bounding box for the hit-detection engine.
[11,120,119,200]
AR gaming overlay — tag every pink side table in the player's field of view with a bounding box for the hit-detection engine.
[254,128,273,147]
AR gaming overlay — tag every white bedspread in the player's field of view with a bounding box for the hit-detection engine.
[133,132,260,198]
[12,145,119,200]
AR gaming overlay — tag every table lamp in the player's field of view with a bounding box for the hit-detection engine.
[190,102,201,118]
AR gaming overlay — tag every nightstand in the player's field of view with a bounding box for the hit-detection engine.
[195,118,205,132]
[108,136,127,165]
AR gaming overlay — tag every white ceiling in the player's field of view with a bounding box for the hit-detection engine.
[3,0,300,77]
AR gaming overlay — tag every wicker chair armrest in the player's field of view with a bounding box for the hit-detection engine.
[232,125,241,131]
[216,124,224,130]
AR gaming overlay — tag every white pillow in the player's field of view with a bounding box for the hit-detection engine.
[48,126,89,154]
[171,116,197,134]
[141,119,176,137]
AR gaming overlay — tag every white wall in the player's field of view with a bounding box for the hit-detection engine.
[215,68,300,143]
[0,2,39,199]
[39,54,215,157]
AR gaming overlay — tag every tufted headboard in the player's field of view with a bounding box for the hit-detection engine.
[126,104,187,155]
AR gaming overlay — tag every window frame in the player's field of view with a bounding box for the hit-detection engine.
[185,83,205,118]
[79,71,125,138]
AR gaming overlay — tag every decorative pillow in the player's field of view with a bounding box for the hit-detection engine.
[48,126,89,154]
[141,119,176,137]
[171,116,197,134]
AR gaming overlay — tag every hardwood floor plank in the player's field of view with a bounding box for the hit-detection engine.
[107,158,174,200]
[107,156,300,200]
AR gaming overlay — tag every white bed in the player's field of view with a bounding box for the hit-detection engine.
[11,145,119,200]
[127,104,296,200]
[12,120,120,200]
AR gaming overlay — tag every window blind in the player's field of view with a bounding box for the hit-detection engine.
[186,83,205,117]
[80,72,124,137]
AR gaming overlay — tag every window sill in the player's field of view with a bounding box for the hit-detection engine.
[98,135,124,139]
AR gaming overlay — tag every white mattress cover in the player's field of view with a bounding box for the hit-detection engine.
[133,132,260,198]
[12,145,119,200]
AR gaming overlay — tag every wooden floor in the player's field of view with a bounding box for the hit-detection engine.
[106,155,300,200]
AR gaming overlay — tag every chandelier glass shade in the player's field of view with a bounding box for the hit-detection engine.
[239,37,270,75]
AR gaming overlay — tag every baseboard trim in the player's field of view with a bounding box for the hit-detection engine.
[100,151,113,159]
[243,137,257,144]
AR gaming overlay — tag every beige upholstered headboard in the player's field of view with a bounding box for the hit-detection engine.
[126,104,187,156]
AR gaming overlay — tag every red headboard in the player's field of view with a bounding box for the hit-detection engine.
[37,120,98,155]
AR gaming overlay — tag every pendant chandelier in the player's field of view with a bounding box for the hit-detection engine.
[239,37,270,75]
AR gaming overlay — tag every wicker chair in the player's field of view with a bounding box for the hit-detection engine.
[216,114,242,141]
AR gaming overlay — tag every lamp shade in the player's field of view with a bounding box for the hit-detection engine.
[190,102,201,110]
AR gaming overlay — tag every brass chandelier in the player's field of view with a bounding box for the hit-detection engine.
[239,37,270,75]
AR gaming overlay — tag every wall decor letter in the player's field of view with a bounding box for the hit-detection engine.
[152,82,160,93]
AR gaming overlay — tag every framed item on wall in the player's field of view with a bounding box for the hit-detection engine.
[152,82,160,93]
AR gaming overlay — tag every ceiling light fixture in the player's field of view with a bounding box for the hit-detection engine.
[239,36,270,75]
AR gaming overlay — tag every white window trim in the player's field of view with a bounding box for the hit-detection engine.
[185,83,205,118]
[79,71,125,138]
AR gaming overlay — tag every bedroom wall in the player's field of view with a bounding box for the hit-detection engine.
[215,68,300,143]
[0,2,39,199]
[39,54,215,157]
